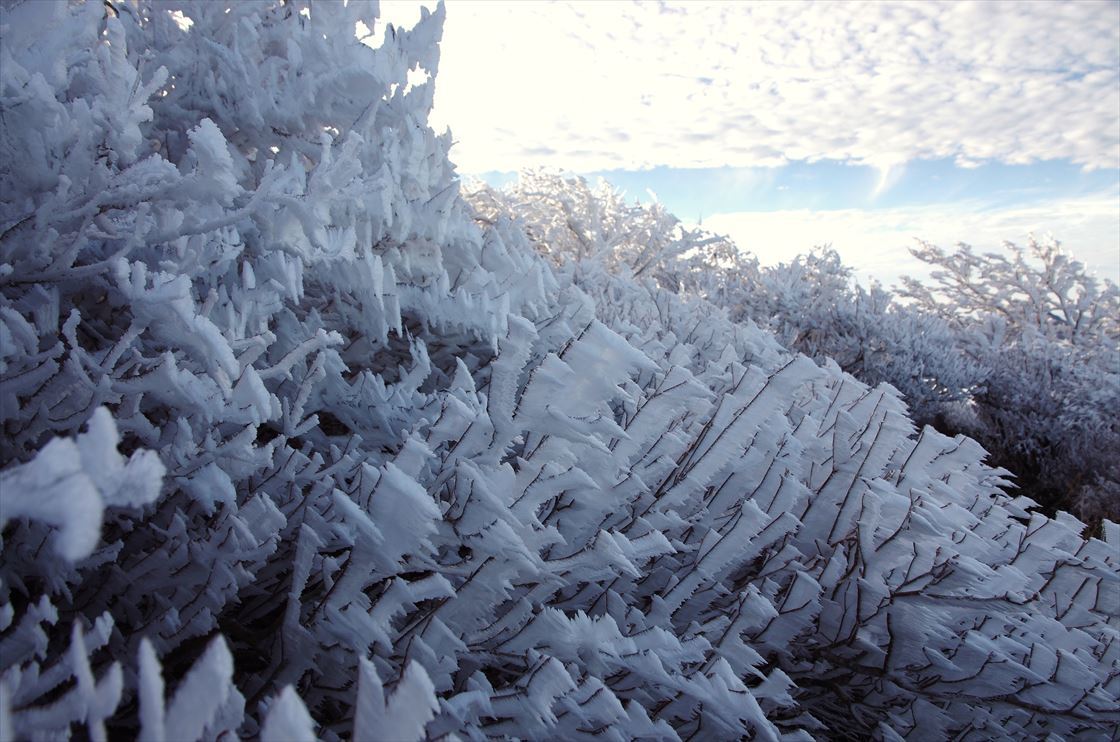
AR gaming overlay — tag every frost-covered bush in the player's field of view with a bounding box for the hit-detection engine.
[469,177,983,430]
[474,174,1118,523]
[507,226,1120,740]
[1,2,1118,741]
[736,248,984,427]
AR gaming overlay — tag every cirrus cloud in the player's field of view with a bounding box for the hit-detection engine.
[384,0,1120,174]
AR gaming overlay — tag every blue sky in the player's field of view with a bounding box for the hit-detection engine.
[483,158,1119,220]
[382,0,1120,286]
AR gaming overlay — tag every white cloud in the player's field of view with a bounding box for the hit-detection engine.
[382,0,1120,174]
[703,193,1120,289]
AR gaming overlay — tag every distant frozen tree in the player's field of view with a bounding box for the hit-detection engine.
[901,238,1119,344]
[900,238,1120,522]
[1,2,1117,741]
[466,170,751,295]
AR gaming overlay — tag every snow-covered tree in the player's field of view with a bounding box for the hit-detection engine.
[900,239,1120,522]
[466,170,755,298]
[1,2,1117,741]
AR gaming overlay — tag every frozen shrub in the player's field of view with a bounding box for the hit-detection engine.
[1,2,1116,740]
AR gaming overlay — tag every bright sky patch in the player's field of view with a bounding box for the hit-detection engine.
[382,0,1120,282]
